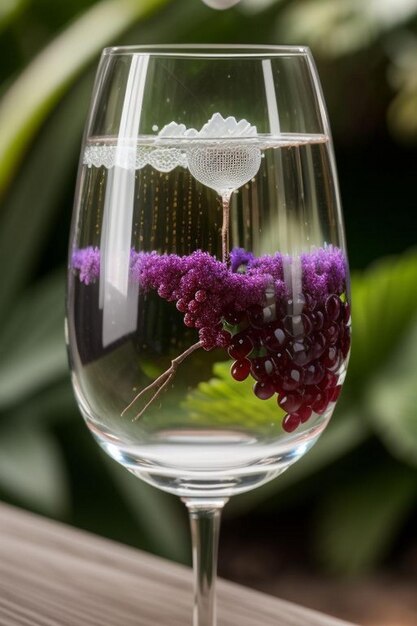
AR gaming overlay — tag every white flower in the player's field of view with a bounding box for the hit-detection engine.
[156,113,261,193]
[198,113,257,138]
[158,113,257,139]
[157,121,198,138]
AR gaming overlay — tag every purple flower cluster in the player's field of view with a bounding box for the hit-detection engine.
[229,247,255,273]
[130,250,267,349]
[71,246,100,285]
[246,246,347,301]
[71,245,347,349]
[300,246,348,299]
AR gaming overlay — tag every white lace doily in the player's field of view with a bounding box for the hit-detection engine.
[83,114,262,193]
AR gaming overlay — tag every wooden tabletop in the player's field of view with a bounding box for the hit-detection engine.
[0,502,357,626]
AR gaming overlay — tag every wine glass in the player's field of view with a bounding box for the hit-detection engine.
[67,45,350,626]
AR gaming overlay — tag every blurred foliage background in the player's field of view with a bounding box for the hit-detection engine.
[1,0,417,602]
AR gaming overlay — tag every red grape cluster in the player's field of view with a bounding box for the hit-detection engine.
[72,246,350,433]
[226,294,351,433]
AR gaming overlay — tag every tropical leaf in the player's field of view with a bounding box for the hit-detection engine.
[4,380,78,427]
[0,425,69,516]
[315,463,417,573]
[0,0,169,197]
[279,0,417,57]
[348,249,417,386]
[0,0,29,33]
[387,34,417,142]
[104,455,189,563]
[366,320,417,466]
[388,85,417,142]
[183,360,369,517]
[183,360,285,429]
[0,75,91,321]
[0,271,67,408]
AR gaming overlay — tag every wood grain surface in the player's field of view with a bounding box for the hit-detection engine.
[0,502,357,625]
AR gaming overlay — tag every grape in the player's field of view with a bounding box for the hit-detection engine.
[263,323,287,351]
[228,331,253,359]
[330,385,342,402]
[254,381,275,400]
[341,330,351,358]
[289,338,311,366]
[247,305,264,328]
[325,294,342,321]
[231,359,251,381]
[251,356,274,381]
[311,310,324,331]
[223,307,245,325]
[281,365,304,391]
[226,285,349,433]
[322,345,339,368]
[278,391,303,413]
[325,323,339,345]
[282,413,301,433]
[318,371,337,391]
[312,390,329,414]
[271,350,289,374]
[298,405,313,423]
[304,293,317,311]
[284,314,304,338]
[304,361,325,385]
[310,332,326,359]
[343,302,351,324]
[301,314,313,335]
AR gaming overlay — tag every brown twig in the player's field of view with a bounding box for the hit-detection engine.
[122,341,203,421]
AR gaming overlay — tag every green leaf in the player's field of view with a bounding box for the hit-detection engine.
[183,361,285,430]
[387,38,417,142]
[183,362,369,517]
[315,464,417,574]
[4,380,78,427]
[0,75,91,319]
[279,0,417,57]
[0,425,69,516]
[0,271,67,408]
[0,0,169,197]
[348,249,417,385]
[104,455,188,563]
[0,0,29,33]
[366,320,417,466]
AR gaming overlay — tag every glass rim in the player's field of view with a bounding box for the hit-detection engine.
[102,43,311,58]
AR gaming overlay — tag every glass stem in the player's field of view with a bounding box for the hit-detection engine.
[184,499,227,626]
[221,191,232,263]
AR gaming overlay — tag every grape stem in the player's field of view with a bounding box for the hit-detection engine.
[122,341,203,421]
